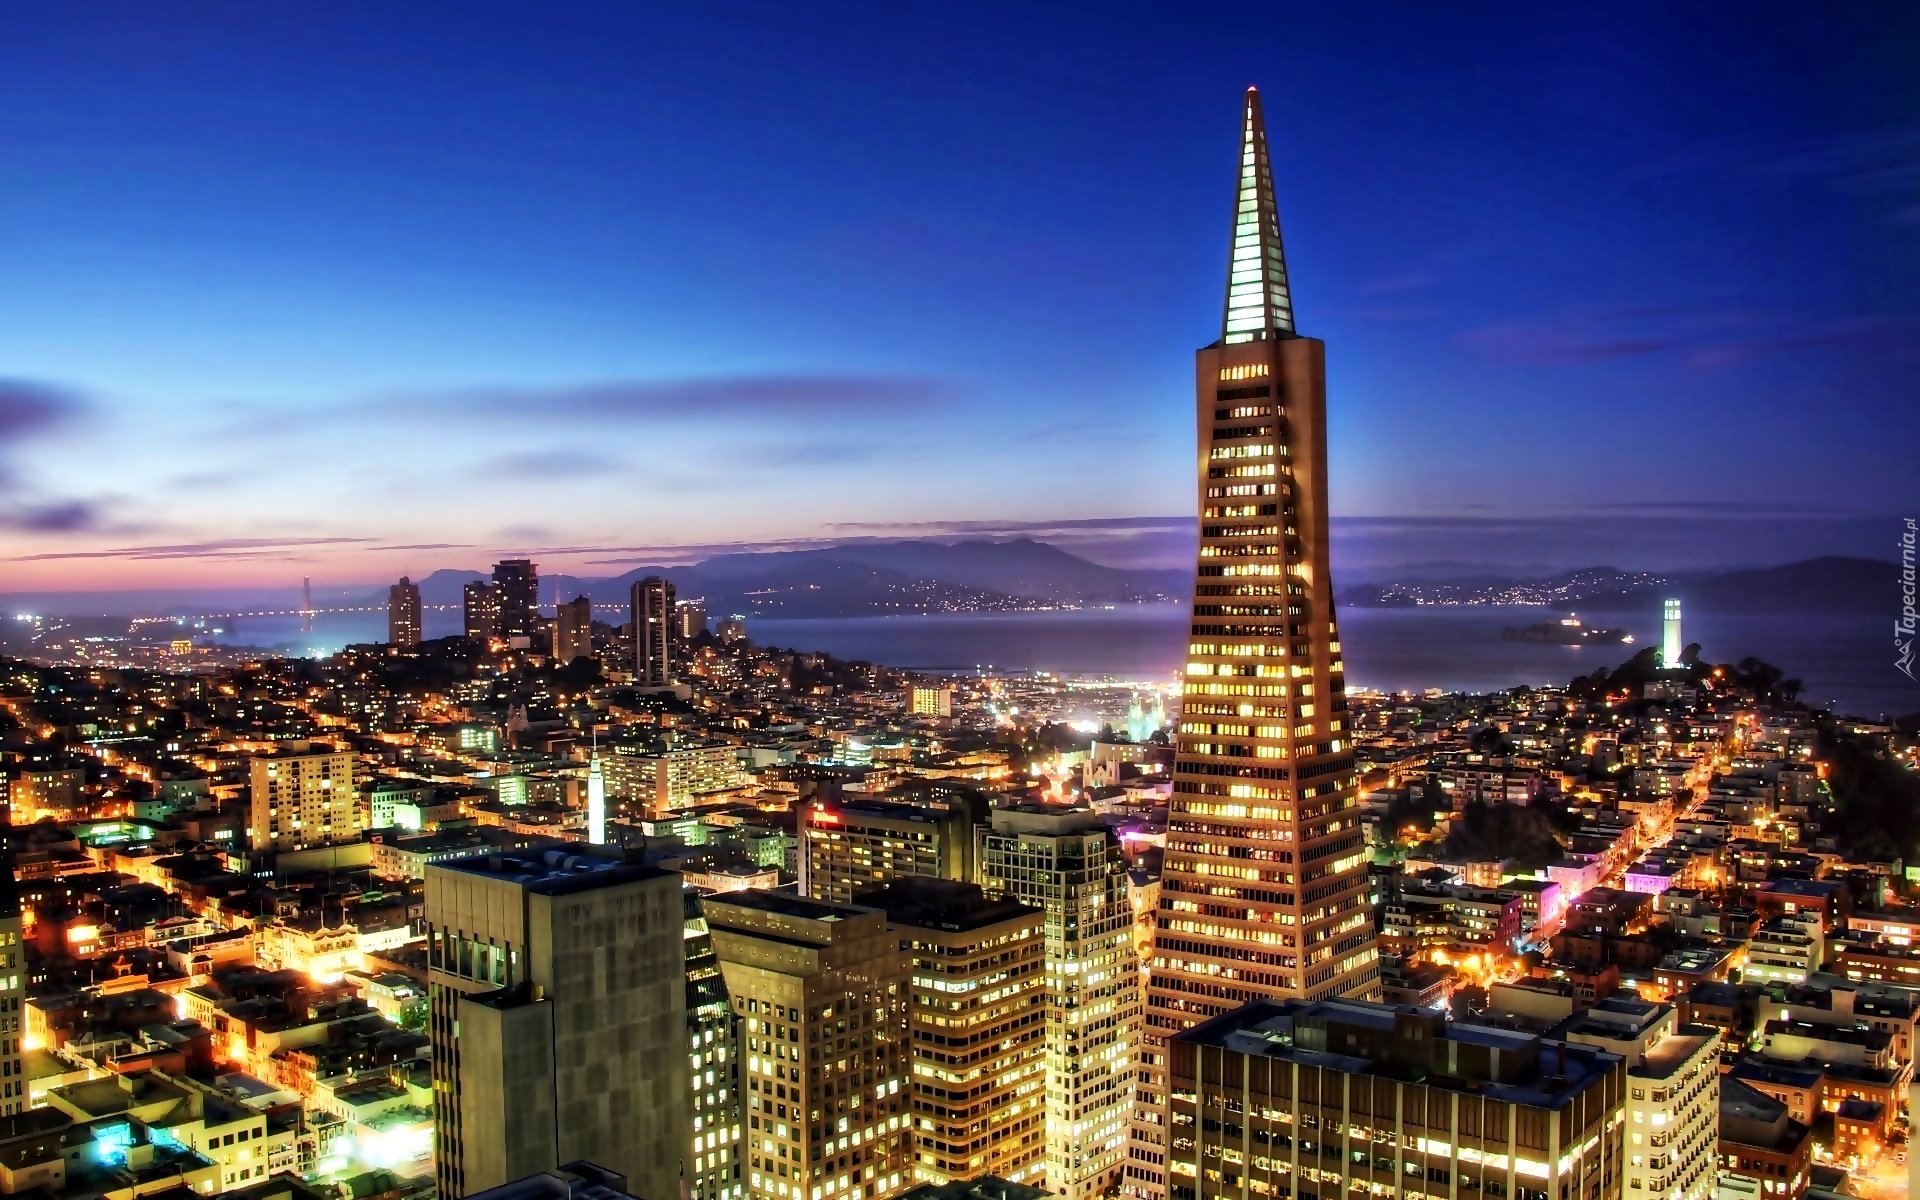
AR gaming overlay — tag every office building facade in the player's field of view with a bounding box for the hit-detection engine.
[686,888,747,1200]
[632,576,676,687]
[247,744,359,852]
[859,879,1047,1188]
[465,580,503,641]
[801,796,986,906]
[1166,999,1626,1200]
[704,891,913,1200]
[427,845,691,1200]
[389,576,422,648]
[979,807,1141,1200]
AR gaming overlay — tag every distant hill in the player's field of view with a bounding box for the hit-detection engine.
[1687,556,1894,614]
[368,539,1186,619]
[1339,556,1894,615]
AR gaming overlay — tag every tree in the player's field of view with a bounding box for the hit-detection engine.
[397,997,428,1032]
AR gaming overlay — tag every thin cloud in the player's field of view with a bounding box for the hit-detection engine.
[485,450,624,480]
[0,501,105,533]
[15,536,382,562]
[370,376,950,426]
[825,515,1189,535]
[1634,126,1920,226]
[0,380,84,439]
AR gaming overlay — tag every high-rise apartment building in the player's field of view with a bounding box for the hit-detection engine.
[465,580,503,640]
[632,576,676,687]
[1563,997,1719,1200]
[388,576,422,647]
[679,599,710,642]
[978,807,1141,1200]
[247,744,359,852]
[908,687,954,719]
[800,795,987,906]
[602,742,747,818]
[0,849,24,1116]
[427,845,691,1200]
[858,879,1047,1188]
[685,888,747,1200]
[703,891,913,1200]
[553,595,595,663]
[493,559,541,641]
[1134,90,1378,1200]
[1165,999,1626,1200]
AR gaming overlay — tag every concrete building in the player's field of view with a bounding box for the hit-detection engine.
[247,744,359,852]
[800,796,987,906]
[978,807,1140,1200]
[466,1161,646,1200]
[426,844,690,1200]
[632,576,675,687]
[1165,999,1625,1200]
[908,687,954,719]
[1747,916,1822,985]
[388,576,422,648]
[370,827,559,881]
[553,595,595,664]
[1717,1078,1811,1200]
[1662,598,1684,669]
[703,891,912,1200]
[604,743,745,817]
[858,879,1046,1188]
[1563,997,1720,1200]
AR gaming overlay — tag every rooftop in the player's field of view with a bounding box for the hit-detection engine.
[1177,998,1620,1109]
[429,843,673,895]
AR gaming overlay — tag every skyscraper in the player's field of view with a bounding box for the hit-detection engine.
[465,580,502,640]
[684,888,747,1200]
[427,845,691,1200]
[493,558,541,641]
[554,594,595,663]
[1130,88,1377,1200]
[703,891,913,1200]
[632,576,676,687]
[856,878,1047,1188]
[388,576,422,648]
[978,807,1140,1200]
[1663,597,1684,669]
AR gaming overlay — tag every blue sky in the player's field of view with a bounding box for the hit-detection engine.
[0,2,1914,590]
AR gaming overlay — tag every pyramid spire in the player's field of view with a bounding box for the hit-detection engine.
[1222,87,1295,343]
